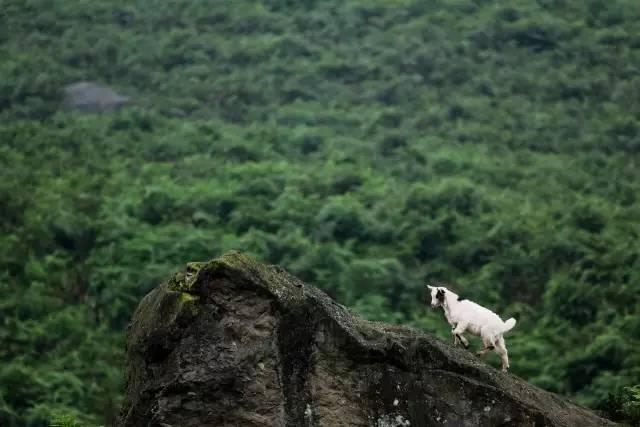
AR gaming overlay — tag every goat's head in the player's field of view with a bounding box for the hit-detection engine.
[426,284,447,308]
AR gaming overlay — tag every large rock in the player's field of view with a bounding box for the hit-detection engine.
[63,81,130,112]
[118,252,615,427]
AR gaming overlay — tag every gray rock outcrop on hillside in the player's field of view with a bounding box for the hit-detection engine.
[63,81,130,112]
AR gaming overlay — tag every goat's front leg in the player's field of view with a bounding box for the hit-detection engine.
[450,324,464,346]
[451,322,469,349]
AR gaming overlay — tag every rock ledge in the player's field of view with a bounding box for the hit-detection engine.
[118,251,615,427]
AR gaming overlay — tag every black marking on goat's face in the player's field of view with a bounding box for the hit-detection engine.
[429,285,446,308]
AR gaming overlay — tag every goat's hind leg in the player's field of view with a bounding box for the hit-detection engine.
[476,337,494,357]
[494,336,509,372]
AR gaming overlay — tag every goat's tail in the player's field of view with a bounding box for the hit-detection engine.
[501,317,517,334]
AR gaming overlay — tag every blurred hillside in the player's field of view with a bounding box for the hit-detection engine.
[1,0,639,425]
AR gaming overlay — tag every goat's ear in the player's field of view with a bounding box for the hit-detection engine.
[426,284,433,290]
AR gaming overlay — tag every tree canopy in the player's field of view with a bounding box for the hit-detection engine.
[1,0,639,425]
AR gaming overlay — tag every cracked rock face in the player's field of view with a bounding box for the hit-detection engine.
[118,252,615,427]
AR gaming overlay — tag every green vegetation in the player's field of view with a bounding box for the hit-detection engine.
[601,386,640,425]
[49,413,82,427]
[1,0,639,425]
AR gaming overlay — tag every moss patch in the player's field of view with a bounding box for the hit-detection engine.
[168,261,207,293]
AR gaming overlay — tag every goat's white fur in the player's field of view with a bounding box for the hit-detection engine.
[427,285,516,372]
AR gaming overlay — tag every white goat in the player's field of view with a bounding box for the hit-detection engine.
[427,284,516,372]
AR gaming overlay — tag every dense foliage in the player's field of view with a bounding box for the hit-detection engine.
[1,0,640,425]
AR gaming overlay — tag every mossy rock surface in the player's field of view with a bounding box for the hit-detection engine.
[118,251,616,427]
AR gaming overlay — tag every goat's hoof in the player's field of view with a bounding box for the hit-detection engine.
[463,342,469,349]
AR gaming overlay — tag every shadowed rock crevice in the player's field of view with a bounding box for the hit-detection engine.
[118,251,615,427]
[278,305,317,425]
